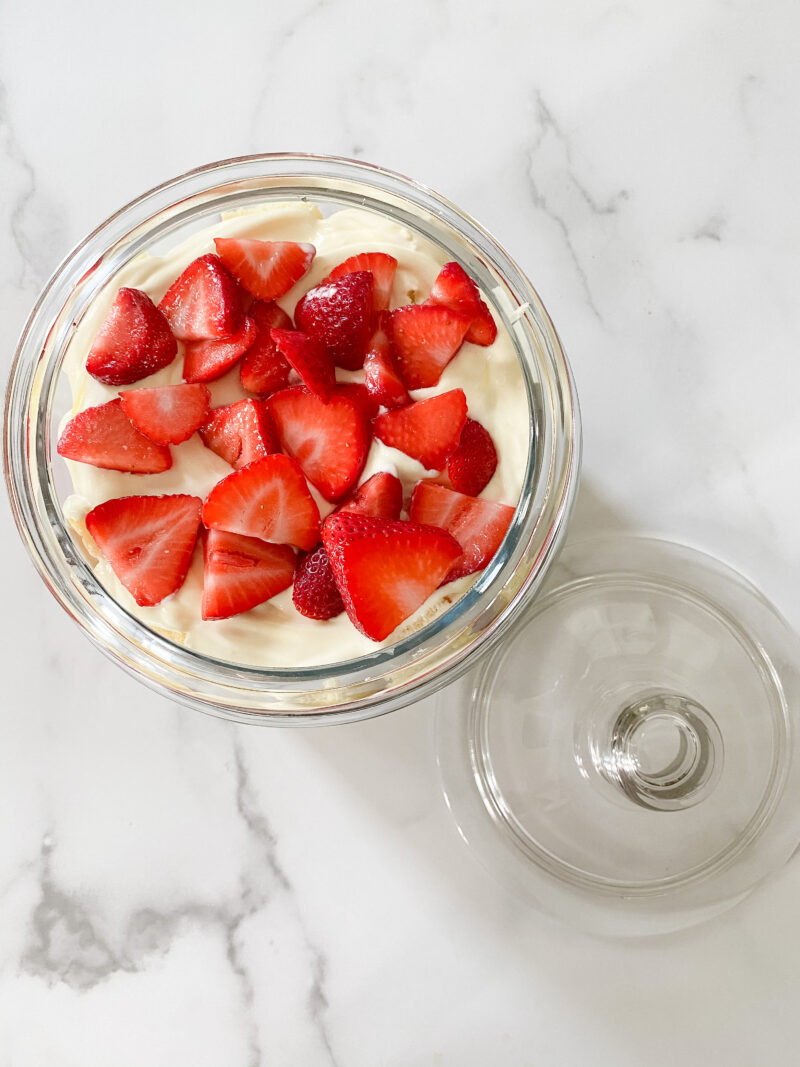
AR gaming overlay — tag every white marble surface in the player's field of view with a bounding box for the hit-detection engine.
[3,1,800,1063]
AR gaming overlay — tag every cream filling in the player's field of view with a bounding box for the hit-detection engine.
[60,202,530,667]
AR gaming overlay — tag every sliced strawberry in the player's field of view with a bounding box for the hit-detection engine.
[322,513,461,641]
[57,398,172,474]
[201,528,295,620]
[427,261,497,347]
[446,418,498,496]
[214,238,315,302]
[326,252,397,311]
[390,305,470,388]
[182,315,257,382]
[266,387,371,502]
[85,494,202,606]
[202,454,320,551]
[336,472,403,520]
[239,301,294,395]
[272,329,335,402]
[119,383,211,446]
[292,544,345,620]
[158,254,243,341]
[373,389,467,471]
[334,382,380,422]
[199,399,279,470]
[294,271,374,371]
[86,288,177,386]
[408,482,515,581]
[363,315,410,410]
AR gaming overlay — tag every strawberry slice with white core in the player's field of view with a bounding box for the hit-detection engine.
[239,301,294,395]
[326,252,398,311]
[199,399,279,470]
[201,528,295,620]
[272,329,335,402]
[202,454,320,551]
[336,471,403,520]
[427,261,497,347]
[57,398,172,474]
[86,288,177,386]
[446,417,498,496]
[292,545,345,620]
[214,238,315,302]
[373,389,467,471]
[391,304,471,389]
[119,383,211,446]
[294,271,374,370]
[363,315,410,410]
[158,254,243,341]
[266,387,371,502]
[85,494,202,606]
[408,481,515,581]
[182,315,257,383]
[322,513,462,641]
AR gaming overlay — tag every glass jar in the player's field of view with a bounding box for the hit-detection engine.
[4,154,580,726]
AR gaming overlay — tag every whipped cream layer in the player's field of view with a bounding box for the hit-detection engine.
[60,202,530,668]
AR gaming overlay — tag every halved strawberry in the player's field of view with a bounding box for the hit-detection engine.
[322,513,461,641]
[119,383,211,446]
[408,482,515,581]
[158,254,243,341]
[427,261,497,347]
[266,387,371,502]
[326,252,397,311]
[294,271,374,370]
[292,544,344,620]
[336,471,403,520]
[373,389,467,471]
[182,315,257,382]
[201,528,295,620]
[214,238,315,302]
[57,398,172,474]
[85,494,202,606]
[202,454,320,550]
[86,288,177,386]
[363,315,410,410]
[239,300,294,395]
[334,382,379,422]
[272,329,335,401]
[446,418,498,496]
[390,305,470,388]
[199,399,279,469]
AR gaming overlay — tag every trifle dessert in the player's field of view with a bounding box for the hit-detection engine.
[56,201,529,668]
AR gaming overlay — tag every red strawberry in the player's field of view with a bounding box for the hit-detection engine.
[446,418,498,496]
[239,301,294,395]
[334,382,379,422]
[408,482,515,581]
[390,305,470,388]
[158,254,243,341]
[294,271,374,370]
[201,528,295,620]
[57,398,172,474]
[199,399,279,469]
[214,238,315,302]
[336,471,403,520]
[202,454,320,551]
[322,513,461,641]
[272,329,335,402]
[182,315,257,382]
[326,252,397,311]
[266,387,371,502]
[85,494,202,606]
[363,315,410,410]
[119,383,211,446]
[427,261,497,347]
[292,544,344,620]
[373,389,467,471]
[86,288,177,386]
